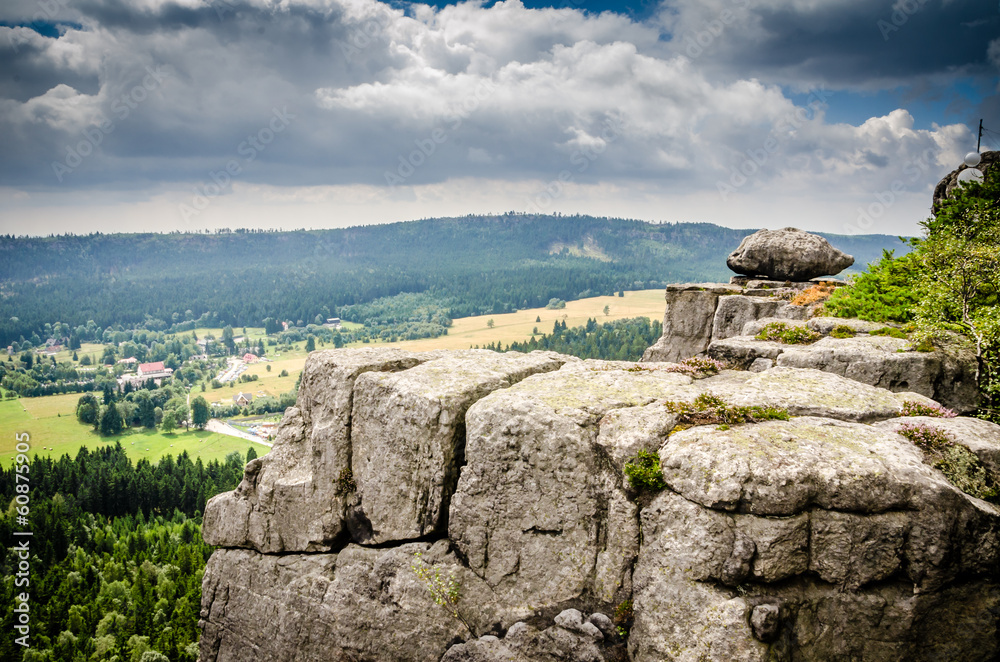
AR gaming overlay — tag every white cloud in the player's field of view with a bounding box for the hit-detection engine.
[0,0,987,237]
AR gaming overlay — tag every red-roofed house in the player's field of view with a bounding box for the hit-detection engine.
[137,361,173,382]
[242,353,259,363]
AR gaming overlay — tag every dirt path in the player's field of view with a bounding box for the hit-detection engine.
[206,418,272,447]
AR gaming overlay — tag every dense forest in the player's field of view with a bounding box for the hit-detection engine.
[0,445,250,661]
[483,316,662,361]
[0,215,907,347]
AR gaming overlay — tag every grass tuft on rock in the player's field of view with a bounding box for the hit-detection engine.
[829,325,857,339]
[897,423,997,502]
[755,322,821,345]
[664,393,790,428]
[623,450,667,493]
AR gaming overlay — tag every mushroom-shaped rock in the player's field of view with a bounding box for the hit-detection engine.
[727,228,854,281]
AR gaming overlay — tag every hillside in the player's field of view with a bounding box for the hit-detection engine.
[0,215,908,346]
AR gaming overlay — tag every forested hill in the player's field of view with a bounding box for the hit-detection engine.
[0,214,908,346]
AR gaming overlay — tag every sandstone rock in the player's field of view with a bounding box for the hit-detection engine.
[874,415,1000,475]
[806,316,888,335]
[199,541,501,662]
[712,295,783,340]
[440,615,619,662]
[727,228,855,281]
[704,366,905,422]
[449,363,696,614]
[202,348,426,552]
[741,316,811,338]
[776,336,980,412]
[349,351,568,544]
[750,604,780,642]
[641,288,722,362]
[748,357,773,372]
[707,334,980,413]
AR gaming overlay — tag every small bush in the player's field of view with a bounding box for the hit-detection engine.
[897,423,997,502]
[664,393,790,427]
[829,325,856,339]
[613,599,634,639]
[900,400,957,418]
[869,326,908,339]
[623,450,667,493]
[755,322,821,345]
[790,283,835,307]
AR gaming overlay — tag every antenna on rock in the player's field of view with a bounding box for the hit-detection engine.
[978,118,984,153]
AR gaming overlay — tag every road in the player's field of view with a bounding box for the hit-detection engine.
[206,418,273,447]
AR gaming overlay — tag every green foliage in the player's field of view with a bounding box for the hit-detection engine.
[623,450,667,493]
[824,249,922,323]
[190,396,210,429]
[897,423,998,502]
[664,393,790,427]
[410,552,475,636]
[613,599,634,640]
[754,322,820,345]
[492,317,661,361]
[829,325,856,339]
[0,446,249,661]
[869,326,908,339]
[76,393,100,426]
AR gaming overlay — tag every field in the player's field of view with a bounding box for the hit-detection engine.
[199,289,666,401]
[0,397,270,467]
[388,288,665,351]
[1,289,666,464]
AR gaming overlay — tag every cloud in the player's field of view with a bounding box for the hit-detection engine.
[0,0,989,236]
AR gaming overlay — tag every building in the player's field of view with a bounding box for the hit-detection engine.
[137,361,173,383]
[323,317,342,329]
[117,357,138,365]
[234,392,253,407]
[242,353,259,363]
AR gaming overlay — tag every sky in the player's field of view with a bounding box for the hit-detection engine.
[0,0,997,237]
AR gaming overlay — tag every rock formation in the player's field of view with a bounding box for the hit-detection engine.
[727,228,854,281]
[641,284,979,412]
[933,150,997,210]
[200,347,1000,662]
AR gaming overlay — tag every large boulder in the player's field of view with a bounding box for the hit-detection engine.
[727,228,854,281]
[349,351,568,544]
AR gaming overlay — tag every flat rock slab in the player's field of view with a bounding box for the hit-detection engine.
[350,350,569,544]
[703,366,905,422]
